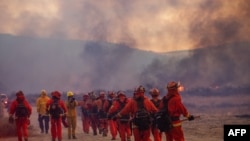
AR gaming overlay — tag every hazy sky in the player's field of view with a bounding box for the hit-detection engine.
[0,0,249,52]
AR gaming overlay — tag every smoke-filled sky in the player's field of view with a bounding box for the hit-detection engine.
[0,0,249,52]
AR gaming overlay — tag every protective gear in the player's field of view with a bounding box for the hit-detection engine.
[9,116,14,124]
[88,91,96,100]
[16,90,25,102]
[149,88,160,96]
[83,94,89,98]
[99,91,105,97]
[51,91,61,99]
[188,115,194,121]
[108,91,116,98]
[67,91,74,97]
[166,81,180,90]
[41,89,47,96]
[136,85,145,93]
[16,90,24,96]
[117,91,126,97]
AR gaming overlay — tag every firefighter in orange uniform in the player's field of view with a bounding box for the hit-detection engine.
[88,92,99,135]
[46,91,67,141]
[108,91,132,141]
[117,86,158,141]
[81,94,91,134]
[159,81,194,141]
[106,91,118,140]
[9,91,32,141]
[95,91,109,136]
[149,88,162,141]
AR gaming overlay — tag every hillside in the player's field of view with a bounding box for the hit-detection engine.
[140,42,250,92]
[0,34,250,95]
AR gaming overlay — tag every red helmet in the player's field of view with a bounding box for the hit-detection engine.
[149,88,160,96]
[51,91,61,99]
[16,90,24,96]
[166,81,180,90]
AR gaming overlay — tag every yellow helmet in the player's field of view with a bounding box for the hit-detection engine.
[67,91,74,97]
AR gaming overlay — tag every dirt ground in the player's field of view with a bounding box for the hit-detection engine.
[1,107,250,141]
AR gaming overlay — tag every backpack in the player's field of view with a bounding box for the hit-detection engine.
[15,101,28,117]
[151,99,161,127]
[98,99,108,119]
[117,99,130,123]
[155,97,173,132]
[133,98,151,131]
[49,99,63,119]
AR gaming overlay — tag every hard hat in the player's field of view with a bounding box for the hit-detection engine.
[166,81,180,90]
[117,91,126,97]
[41,89,47,96]
[51,91,61,98]
[83,94,89,98]
[99,91,105,97]
[149,88,160,96]
[108,91,116,98]
[135,85,145,93]
[16,90,24,96]
[67,91,74,97]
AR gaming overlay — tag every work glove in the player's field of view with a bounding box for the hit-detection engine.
[9,116,14,124]
[188,115,195,121]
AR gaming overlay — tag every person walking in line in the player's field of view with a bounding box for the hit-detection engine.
[159,81,194,141]
[9,90,32,141]
[46,91,67,141]
[88,92,99,136]
[107,91,118,140]
[108,91,132,141]
[36,89,50,134]
[66,91,78,139]
[149,88,162,141]
[81,94,91,134]
[117,86,158,141]
[95,91,109,137]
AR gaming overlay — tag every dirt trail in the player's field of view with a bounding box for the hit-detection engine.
[2,107,250,141]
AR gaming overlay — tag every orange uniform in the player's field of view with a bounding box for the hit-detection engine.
[88,97,99,135]
[9,91,32,141]
[159,81,192,141]
[95,96,110,136]
[46,91,67,141]
[80,95,91,134]
[109,97,131,141]
[150,98,162,141]
[118,96,158,141]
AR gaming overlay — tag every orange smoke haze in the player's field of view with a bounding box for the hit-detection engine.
[0,0,249,52]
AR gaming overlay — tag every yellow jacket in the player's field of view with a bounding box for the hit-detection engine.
[66,100,78,117]
[36,93,50,115]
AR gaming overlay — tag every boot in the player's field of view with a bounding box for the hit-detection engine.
[72,135,77,139]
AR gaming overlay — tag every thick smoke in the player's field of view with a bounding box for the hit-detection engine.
[189,0,250,48]
[0,0,249,52]
[140,42,250,90]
